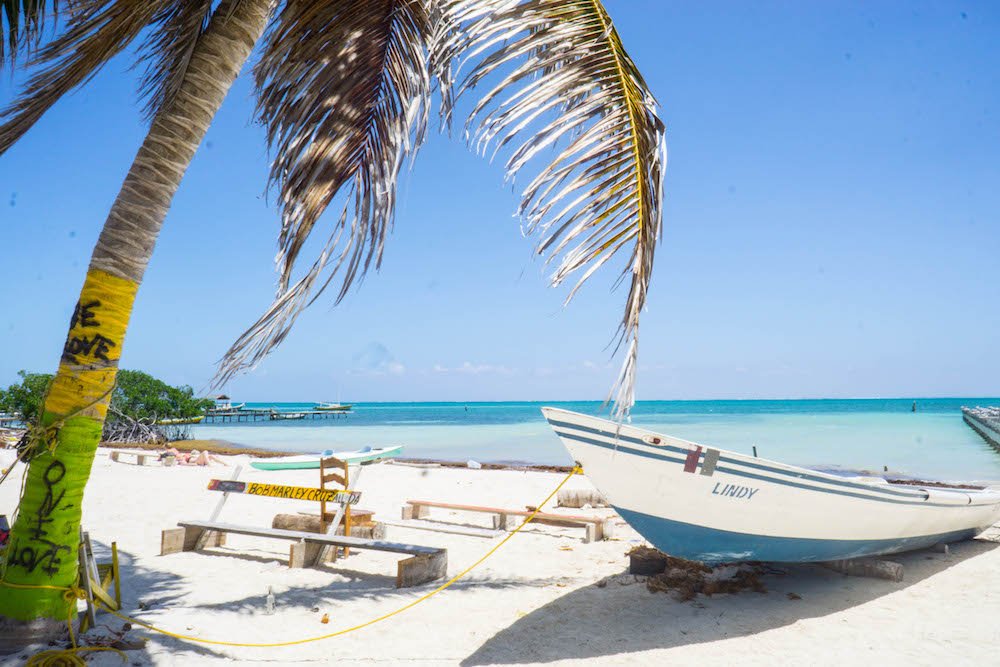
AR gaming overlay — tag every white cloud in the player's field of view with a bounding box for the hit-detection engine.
[349,341,405,376]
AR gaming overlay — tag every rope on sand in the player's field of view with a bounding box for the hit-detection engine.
[9,466,581,657]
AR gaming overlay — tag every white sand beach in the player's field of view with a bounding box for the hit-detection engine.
[2,448,999,666]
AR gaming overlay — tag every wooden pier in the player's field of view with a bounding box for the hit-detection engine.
[203,409,352,424]
[962,407,1000,452]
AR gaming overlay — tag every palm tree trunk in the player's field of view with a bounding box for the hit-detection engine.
[0,0,272,650]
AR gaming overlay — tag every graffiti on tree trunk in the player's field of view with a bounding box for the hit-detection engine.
[8,460,71,577]
[62,298,117,365]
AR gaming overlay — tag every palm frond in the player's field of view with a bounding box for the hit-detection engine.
[434,0,666,417]
[216,0,432,384]
[135,0,214,120]
[0,0,170,154]
[1,0,60,67]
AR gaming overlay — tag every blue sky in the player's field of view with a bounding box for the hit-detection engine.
[1,1,998,402]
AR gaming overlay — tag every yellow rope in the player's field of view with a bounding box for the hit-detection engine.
[25,646,126,667]
[0,581,127,665]
[5,466,581,654]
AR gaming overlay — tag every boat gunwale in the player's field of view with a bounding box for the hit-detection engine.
[542,408,1000,508]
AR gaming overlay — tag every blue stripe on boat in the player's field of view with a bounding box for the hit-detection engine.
[546,418,930,500]
[552,428,964,508]
[614,506,980,564]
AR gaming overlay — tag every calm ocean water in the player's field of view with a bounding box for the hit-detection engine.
[190,399,1000,482]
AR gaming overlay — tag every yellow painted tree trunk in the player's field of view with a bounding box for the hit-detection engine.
[0,0,272,650]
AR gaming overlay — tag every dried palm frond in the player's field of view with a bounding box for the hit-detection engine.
[0,0,172,153]
[1,0,60,66]
[434,0,666,417]
[216,0,432,384]
[134,0,215,120]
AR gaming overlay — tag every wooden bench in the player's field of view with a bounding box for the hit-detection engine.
[159,465,447,587]
[162,521,446,588]
[402,500,615,543]
[109,449,162,466]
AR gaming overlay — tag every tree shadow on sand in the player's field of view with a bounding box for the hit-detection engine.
[74,543,540,663]
[462,535,1000,665]
[68,539,234,664]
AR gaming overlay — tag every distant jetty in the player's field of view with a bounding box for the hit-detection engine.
[962,407,1000,452]
[203,408,351,424]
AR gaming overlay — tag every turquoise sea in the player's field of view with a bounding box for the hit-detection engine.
[190,399,1000,483]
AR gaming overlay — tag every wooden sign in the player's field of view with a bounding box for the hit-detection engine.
[207,479,360,505]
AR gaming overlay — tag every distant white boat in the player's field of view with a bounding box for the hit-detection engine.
[250,445,404,470]
[542,407,1000,564]
[316,401,352,412]
[155,415,205,425]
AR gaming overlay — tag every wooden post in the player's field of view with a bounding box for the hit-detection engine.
[196,464,242,550]
[396,550,448,588]
[289,540,322,569]
[402,502,430,520]
[110,542,121,608]
[77,532,97,630]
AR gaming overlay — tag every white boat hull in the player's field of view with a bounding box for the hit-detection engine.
[542,408,1000,563]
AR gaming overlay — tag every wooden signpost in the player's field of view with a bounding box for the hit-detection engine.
[206,479,361,506]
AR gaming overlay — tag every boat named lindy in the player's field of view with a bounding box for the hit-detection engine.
[542,407,1000,564]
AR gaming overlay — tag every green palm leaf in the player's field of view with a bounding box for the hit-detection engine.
[216,0,433,383]
[434,0,666,415]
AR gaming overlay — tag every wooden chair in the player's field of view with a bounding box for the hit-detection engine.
[319,455,351,559]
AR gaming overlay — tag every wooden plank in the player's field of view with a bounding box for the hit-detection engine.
[77,534,97,630]
[320,456,347,467]
[288,540,322,569]
[401,504,430,520]
[396,550,448,588]
[382,519,501,539]
[177,521,441,556]
[321,472,346,486]
[109,450,153,466]
[181,524,224,551]
[319,509,374,525]
[88,573,118,610]
[206,479,360,505]
[406,500,603,525]
[208,465,243,522]
[199,465,244,550]
[110,542,121,608]
[161,528,186,555]
[272,514,384,539]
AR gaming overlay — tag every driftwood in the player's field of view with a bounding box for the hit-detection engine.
[101,407,194,445]
[271,513,384,540]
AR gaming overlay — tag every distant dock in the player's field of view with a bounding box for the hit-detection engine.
[962,407,1000,452]
[203,409,352,424]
